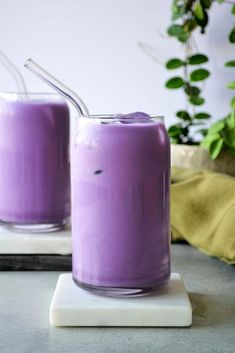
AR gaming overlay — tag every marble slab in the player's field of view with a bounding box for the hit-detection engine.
[50,273,192,327]
[0,226,72,255]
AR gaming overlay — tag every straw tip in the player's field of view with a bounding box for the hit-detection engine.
[24,58,32,68]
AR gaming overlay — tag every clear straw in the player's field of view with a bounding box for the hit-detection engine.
[0,50,27,94]
[24,59,89,116]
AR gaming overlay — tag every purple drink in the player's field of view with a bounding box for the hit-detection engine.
[71,113,170,296]
[0,93,70,232]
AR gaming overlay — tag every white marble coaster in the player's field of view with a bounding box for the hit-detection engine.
[0,226,71,255]
[50,273,192,327]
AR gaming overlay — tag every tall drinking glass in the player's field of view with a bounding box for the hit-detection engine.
[0,92,70,232]
[71,113,170,297]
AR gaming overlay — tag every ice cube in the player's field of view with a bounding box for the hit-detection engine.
[121,112,150,120]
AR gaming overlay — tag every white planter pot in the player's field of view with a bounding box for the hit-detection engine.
[171,144,235,177]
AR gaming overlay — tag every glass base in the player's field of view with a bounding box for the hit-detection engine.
[72,274,170,298]
[0,217,70,233]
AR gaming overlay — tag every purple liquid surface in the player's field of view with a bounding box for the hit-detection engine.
[71,113,170,288]
[0,96,70,224]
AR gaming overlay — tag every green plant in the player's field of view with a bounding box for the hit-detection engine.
[201,113,235,158]
[166,0,235,152]
[166,0,213,145]
[201,2,235,158]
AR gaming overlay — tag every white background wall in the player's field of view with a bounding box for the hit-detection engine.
[0,0,234,126]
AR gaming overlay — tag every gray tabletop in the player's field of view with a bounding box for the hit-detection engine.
[0,244,234,353]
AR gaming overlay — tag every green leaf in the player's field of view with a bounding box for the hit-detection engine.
[209,120,225,133]
[171,137,181,144]
[167,24,189,42]
[194,6,208,29]
[184,85,201,96]
[190,68,210,82]
[231,97,235,110]
[165,77,184,89]
[188,54,209,65]
[232,5,235,16]
[224,133,235,149]
[182,126,189,136]
[225,60,235,67]
[177,31,189,43]
[166,58,185,69]
[189,96,205,105]
[201,132,220,145]
[194,112,211,119]
[223,118,235,149]
[201,132,220,150]
[168,124,182,137]
[197,128,208,137]
[184,19,197,32]
[194,3,204,20]
[209,138,224,159]
[176,110,191,121]
[217,0,225,3]
[229,28,235,43]
[228,81,235,89]
[200,0,212,9]
[226,112,235,129]
[167,24,184,36]
[171,2,185,20]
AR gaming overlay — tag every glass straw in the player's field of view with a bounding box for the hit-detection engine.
[0,50,27,94]
[24,59,89,116]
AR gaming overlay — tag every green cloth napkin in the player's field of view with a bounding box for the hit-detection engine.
[171,167,235,264]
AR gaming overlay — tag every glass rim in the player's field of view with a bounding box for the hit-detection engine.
[76,114,164,122]
[0,92,66,102]
[0,92,61,96]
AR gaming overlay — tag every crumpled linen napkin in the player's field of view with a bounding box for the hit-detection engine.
[171,167,235,264]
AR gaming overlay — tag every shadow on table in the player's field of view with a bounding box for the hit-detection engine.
[189,291,235,328]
